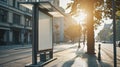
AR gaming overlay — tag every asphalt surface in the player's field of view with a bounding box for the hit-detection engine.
[0,43,120,67]
[0,43,76,67]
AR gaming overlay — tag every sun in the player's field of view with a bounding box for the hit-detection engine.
[72,11,87,24]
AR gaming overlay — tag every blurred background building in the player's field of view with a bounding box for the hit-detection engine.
[0,0,32,45]
[96,23,113,42]
[0,0,75,45]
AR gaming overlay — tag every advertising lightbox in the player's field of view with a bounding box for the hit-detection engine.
[38,11,53,51]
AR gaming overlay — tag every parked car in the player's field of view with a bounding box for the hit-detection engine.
[102,41,106,43]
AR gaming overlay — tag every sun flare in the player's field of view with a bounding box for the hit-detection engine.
[73,11,87,24]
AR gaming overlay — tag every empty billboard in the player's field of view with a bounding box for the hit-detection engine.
[38,11,53,51]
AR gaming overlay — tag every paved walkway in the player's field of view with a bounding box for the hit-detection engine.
[0,43,114,67]
[0,43,78,67]
[0,43,76,51]
[45,45,112,67]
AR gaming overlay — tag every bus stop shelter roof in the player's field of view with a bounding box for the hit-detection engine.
[19,1,65,17]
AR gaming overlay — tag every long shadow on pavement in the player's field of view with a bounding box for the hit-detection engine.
[82,53,112,67]
[62,45,112,67]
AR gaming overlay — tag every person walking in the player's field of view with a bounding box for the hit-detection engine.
[78,24,82,49]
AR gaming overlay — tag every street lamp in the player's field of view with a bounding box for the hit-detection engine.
[112,0,117,67]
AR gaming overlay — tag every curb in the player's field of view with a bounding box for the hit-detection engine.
[0,45,32,51]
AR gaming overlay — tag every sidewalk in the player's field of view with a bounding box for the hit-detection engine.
[0,43,76,51]
[0,43,114,67]
[0,44,32,51]
[45,44,112,67]
[0,43,78,67]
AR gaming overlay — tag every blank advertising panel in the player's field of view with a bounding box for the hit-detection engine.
[38,11,52,51]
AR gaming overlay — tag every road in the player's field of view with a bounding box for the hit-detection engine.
[0,43,77,67]
[98,43,120,66]
[0,43,120,67]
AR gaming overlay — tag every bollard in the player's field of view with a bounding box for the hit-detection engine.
[98,44,101,61]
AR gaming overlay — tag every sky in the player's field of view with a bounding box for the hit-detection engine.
[59,0,113,37]
[59,0,71,9]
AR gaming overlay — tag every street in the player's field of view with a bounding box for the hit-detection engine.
[0,43,120,67]
[0,43,76,67]
[0,0,120,67]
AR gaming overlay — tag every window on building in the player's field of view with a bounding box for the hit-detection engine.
[13,13,20,24]
[29,19,32,26]
[0,8,8,22]
[26,8,29,12]
[13,0,20,8]
[13,0,16,7]
[0,0,7,2]
[17,2,20,9]
[25,16,32,27]
[26,0,32,2]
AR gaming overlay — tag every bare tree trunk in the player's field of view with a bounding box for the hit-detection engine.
[86,1,95,54]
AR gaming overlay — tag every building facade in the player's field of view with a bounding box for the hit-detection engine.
[0,0,32,45]
[0,0,74,45]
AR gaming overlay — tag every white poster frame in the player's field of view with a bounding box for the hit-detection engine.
[38,11,53,52]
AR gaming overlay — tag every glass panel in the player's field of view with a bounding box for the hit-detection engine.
[48,11,64,17]
[19,2,64,17]
[20,4,33,10]
[40,3,52,10]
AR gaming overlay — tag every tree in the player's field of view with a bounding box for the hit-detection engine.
[104,0,120,19]
[64,24,82,43]
[67,0,104,54]
[66,0,120,54]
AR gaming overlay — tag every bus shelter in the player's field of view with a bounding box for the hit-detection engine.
[19,1,64,67]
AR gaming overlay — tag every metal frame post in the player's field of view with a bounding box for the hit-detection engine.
[112,0,117,67]
[32,3,39,65]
